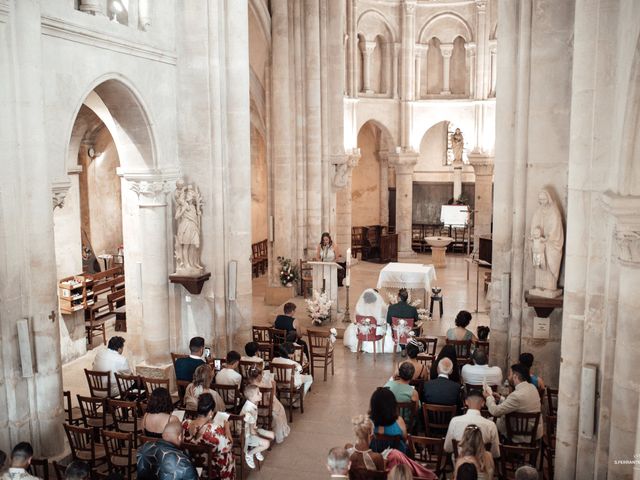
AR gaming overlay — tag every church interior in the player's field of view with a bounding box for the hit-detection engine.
[0,0,639,479]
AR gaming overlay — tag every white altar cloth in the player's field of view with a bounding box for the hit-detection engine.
[376,262,437,292]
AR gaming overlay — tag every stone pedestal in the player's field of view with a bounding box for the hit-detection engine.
[452,159,463,200]
[136,362,175,393]
[430,246,447,268]
[389,150,418,258]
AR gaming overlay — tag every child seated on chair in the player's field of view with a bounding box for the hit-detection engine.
[240,384,275,469]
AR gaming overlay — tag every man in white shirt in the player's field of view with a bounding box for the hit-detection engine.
[215,350,242,386]
[92,336,131,397]
[0,443,38,480]
[461,348,503,387]
[444,390,500,458]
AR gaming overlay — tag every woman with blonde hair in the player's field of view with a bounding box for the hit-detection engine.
[388,464,413,480]
[246,365,290,443]
[454,424,494,480]
[184,364,225,413]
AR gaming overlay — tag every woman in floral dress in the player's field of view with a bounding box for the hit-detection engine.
[182,393,234,479]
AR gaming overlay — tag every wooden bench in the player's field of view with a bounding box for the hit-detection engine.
[85,274,125,346]
[107,289,126,332]
[251,239,268,277]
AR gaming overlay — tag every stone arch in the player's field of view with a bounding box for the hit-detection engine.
[618,34,640,196]
[356,118,396,148]
[64,75,157,173]
[418,12,474,44]
[357,8,397,43]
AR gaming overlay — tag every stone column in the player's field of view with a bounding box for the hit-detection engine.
[415,44,426,99]
[334,151,360,250]
[271,0,295,277]
[359,40,376,94]
[489,41,497,97]
[452,160,463,202]
[379,150,390,226]
[465,42,477,98]
[129,178,173,365]
[400,1,416,150]
[346,0,358,97]
[474,0,488,98]
[468,153,494,249]
[389,150,418,257]
[440,43,454,95]
[392,42,400,99]
[138,0,151,30]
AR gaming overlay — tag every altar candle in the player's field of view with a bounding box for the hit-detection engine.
[346,248,352,267]
[344,273,350,287]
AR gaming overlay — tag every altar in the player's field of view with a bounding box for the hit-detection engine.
[376,262,437,304]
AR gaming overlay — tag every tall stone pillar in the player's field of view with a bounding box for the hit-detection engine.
[392,43,400,99]
[415,44,427,99]
[452,160,463,201]
[129,177,174,365]
[468,153,494,249]
[389,150,418,257]
[474,0,488,98]
[489,41,497,97]
[440,43,454,95]
[334,151,360,250]
[465,42,477,98]
[360,40,376,94]
[346,0,358,98]
[379,150,390,226]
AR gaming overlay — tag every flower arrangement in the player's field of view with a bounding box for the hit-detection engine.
[277,256,299,286]
[305,290,333,325]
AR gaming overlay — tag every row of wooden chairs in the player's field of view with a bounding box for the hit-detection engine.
[85,266,125,346]
[251,239,268,277]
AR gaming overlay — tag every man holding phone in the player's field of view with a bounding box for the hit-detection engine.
[175,336,206,382]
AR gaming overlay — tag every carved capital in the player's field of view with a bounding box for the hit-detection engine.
[601,192,640,266]
[415,43,428,57]
[615,230,640,266]
[332,150,360,189]
[475,0,487,13]
[360,40,377,56]
[51,179,71,210]
[468,153,495,176]
[464,42,477,56]
[440,43,454,58]
[403,0,417,15]
[121,167,180,207]
[388,148,418,175]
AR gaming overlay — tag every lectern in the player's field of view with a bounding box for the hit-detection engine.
[307,261,343,313]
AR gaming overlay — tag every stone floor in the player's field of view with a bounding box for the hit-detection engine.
[62,252,490,479]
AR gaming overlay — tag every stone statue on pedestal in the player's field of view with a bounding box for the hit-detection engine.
[530,188,564,298]
[451,128,464,164]
[173,179,204,276]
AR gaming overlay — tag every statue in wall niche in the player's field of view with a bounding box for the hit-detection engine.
[333,163,349,189]
[174,179,204,276]
[451,128,464,164]
[530,188,564,298]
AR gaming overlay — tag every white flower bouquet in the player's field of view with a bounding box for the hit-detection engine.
[305,290,333,325]
[386,290,422,308]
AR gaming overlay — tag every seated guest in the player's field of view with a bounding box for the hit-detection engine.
[241,341,264,366]
[385,362,420,426]
[455,462,478,480]
[92,335,131,397]
[215,351,242,387]
[141,388,180,438]
[346,415,436,479]
[423,358,463,413]
[240,385,275,469]
[326,447,350,479]
[429,345,461,383]
[519,353,546,390]
[444,391,500,458]
[461,349,503,387]
[64,462,91,480]
[274,302,309,358]
[0,443,37,480]
[368,387,408,455]
[395,340,428,381]
[271,343,313,396]
[386,288,419,326]
[483,364,543,443]
[454,426,494,480]
[137,421,198,480]
[246,366,290,443]
[182,393,234,479]
[175,337,206,382]
[446,311,478,342]
[184,364,225,412]
[515,465,539,480]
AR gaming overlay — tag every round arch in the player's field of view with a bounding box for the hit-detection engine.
[418,13,474,44]
[64,75,157,173]
[618,34,640,195]
[357,8,398,43]
[356,118,396,148]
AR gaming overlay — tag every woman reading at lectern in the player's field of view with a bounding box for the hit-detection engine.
[315,232,341,262]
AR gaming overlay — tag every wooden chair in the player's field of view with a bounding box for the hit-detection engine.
[418,336,438,359]
[271,363,304,422]
[307,328,335,381]
[64,423,107,470]
[102,430,135,480]
[505,411,541,446]
[422,403,457,438]
[299,259,313,298]
[141,376,170,395]
[355,315,385,360]
[77,395,113,434]
[499,443,540,480]
[252,325,272,345]
[228,414,246,478]
[256,343,274,367]
[183,443,215,479]
[137,434,157,446]
[239,359,264,383]
[292,343,310,374]
[107,289,126,332]
[451,439,492,461]
[251,242,262,277]
[546,388,558,416]
[63,390,82,425]
[543,414,557,480]
[391,317,415,357]
[445,339,473,365]
[371,432,404,452]
[397,401,417,434]
[258,240,268,274]
[114,372,145,402]
[349,468,387,480]
[412,224,426,252]
[269,327,288,347]
[257,385,275,431]
[475,339,490,357]
[107,398,143,445]
[51,461,66,480]
[408,435,446,478]
[170,353,191,404]
[211,383,241,413]
[29,458,49,480]
[84,369,112,398]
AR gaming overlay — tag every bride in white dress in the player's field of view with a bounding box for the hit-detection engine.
[343,288,395,354]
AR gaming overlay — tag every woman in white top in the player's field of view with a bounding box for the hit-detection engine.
[315,232,340,262]
[343,288,395,354]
